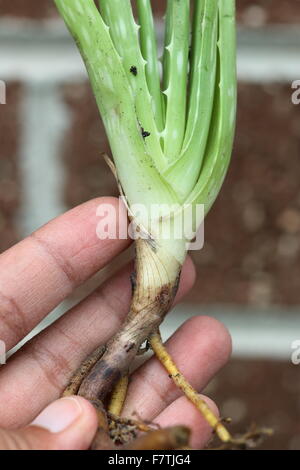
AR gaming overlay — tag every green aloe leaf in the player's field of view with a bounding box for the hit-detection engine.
[55,0,236,240]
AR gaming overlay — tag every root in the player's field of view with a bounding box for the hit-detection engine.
[60,238,270,450]
[63,345,105,397]
[108,375,129,416]
[208,425,273,450]
[108,420,138,445]
[108,374,131,444]
[108,412,156,434]
[89,398,109,430]
[62,238,186,449]
[88,399,115,450]
[149,330,231,443]
[107,413,159,445]
[77,238,182,403]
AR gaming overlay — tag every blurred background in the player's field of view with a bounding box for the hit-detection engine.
[1,0,300,449]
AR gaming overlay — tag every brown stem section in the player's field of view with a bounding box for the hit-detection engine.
[78,237,183,401]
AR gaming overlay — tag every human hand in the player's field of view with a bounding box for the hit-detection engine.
[0,198,231,450]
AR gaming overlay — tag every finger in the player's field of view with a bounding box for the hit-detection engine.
[0,257,195,428]
[154,395,219,450]
[0,197,129,350]
[0,396,98,450]
[122,316,231,420]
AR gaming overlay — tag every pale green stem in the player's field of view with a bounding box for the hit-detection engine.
[136,0,164,132]
[163,0,218,200]
[55,0,236,239]
[162,0,190,162]
[55,0,177,213]
[162,0,174,99]
[185,0,237,222]
[98,0,167,172]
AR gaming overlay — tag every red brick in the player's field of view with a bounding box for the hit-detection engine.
[237,0,300,25]
[62,82,117,208]
[0,0,57,19]
[193,83,300,306]
[1,1,300,24]
[207,359,300,450]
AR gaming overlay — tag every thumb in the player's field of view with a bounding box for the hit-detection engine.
[0,396,99,450]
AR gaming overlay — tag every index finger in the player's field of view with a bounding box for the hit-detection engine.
[0,197,129,350]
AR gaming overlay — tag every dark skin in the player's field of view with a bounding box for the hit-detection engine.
[0,197,231,449]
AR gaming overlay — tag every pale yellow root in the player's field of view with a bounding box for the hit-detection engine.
[108,375,129,416]
[63,345,106,397]
[149,331,231,443]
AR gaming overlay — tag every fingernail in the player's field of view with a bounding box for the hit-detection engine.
[32,397,83,433]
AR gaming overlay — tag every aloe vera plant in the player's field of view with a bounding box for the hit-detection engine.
[55,0,236,449]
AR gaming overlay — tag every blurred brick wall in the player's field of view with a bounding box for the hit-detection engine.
[206,358,300,450]
[0,0,57,18]
[62,83,116,207]
[196,83,300,307]
[1,0,300,24]
[152,1,300,26]
[237,0,300,25]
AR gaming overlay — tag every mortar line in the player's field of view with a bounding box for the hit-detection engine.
[17,81,69,237]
